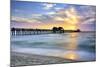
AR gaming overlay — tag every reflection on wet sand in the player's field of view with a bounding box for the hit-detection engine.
[65,51,79,60]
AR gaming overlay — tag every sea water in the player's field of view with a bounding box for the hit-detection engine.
[11,32,96,61]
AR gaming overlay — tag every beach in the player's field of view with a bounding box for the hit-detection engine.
[11,52,75,67]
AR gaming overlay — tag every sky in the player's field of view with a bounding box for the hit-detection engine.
[11,0,96,31]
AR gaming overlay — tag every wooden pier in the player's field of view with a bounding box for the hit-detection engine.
[11,27,80,36]
[11,28,53,36]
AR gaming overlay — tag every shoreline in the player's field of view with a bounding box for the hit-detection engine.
[11,52,75,67]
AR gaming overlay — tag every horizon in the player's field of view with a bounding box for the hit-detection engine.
[11,27,96,32]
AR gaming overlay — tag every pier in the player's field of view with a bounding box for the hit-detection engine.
[11,27,80,36]
[11,28,53,36]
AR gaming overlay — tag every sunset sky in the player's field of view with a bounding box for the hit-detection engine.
[11,1,96,31]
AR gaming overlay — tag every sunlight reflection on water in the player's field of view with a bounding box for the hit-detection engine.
[64,33,79,60]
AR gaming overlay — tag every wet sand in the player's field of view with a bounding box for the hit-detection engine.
[11,52,75,67]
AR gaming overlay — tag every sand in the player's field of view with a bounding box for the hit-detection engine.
[11,52,75,67]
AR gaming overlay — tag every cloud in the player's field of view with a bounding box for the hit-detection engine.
[41,6,80,25]
[31,14,43,19]
[81,17,96,24]
[46,11,56,15]
[43,3,56,10]
[55,7,62,10]
[53,7,80,25]
[54,17,64,21]
[12,5,96,30]
[11,16,41,23]
[77,6,96,24]
[37,5,95,26]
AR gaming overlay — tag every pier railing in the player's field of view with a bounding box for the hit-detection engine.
[11,28,53,36]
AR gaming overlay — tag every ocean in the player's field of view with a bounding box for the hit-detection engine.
[11,32,96,61]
